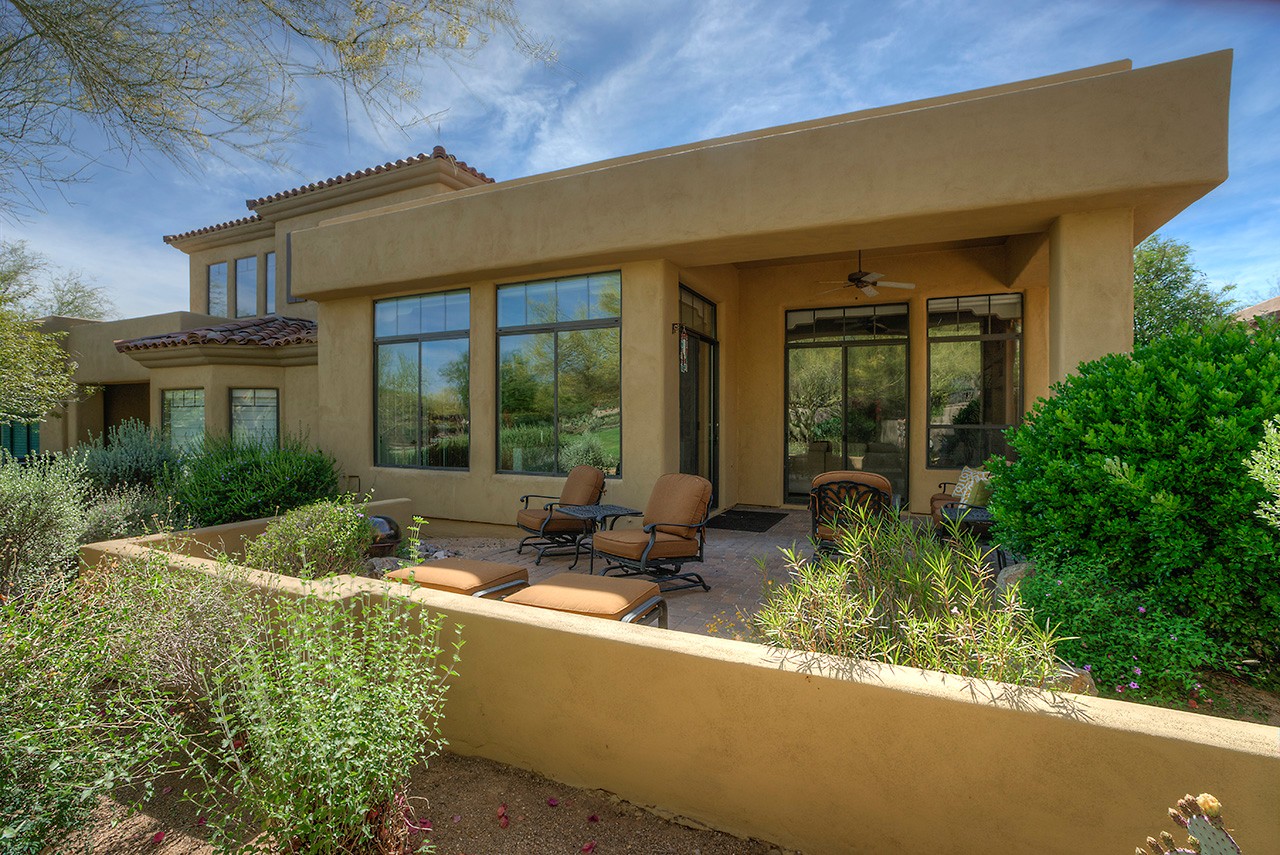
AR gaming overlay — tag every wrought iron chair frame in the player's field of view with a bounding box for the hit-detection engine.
[809,480,893,552]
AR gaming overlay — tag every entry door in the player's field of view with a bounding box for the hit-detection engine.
[679,331,719,506]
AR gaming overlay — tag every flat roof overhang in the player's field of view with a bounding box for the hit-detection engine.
[291,51,1230,300]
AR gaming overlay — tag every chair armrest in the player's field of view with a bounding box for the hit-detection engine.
[937,482,956,494]
[519,493,559,509]
[642,517,710,534]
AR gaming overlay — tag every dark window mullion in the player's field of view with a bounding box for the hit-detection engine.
[417,341,426,468]
[552,331,560,474]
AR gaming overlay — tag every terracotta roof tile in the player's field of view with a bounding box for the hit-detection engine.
[115,316,317,353]
[246,146,493,208]
[162,214,263,245]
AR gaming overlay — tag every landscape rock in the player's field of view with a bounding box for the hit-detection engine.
[416,542,460,561]
[362,556,407,579]
[994,561,1036,598]
[1048,663,1099,696]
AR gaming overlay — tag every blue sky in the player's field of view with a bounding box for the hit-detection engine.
[3,0,1278,316]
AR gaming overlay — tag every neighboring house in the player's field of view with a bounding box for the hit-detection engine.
[42,51,1231,520]
[1237,296,1280,326]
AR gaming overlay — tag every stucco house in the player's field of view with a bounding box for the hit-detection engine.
[39,51,1231,521]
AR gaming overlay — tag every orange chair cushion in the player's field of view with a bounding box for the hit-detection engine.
[643,473,712,538]
[515,507,592,534]
[386,559,528,596]
[504,573,660,621]
[560,465,605,506]
[810,470,893,497]
[593,528,700,561]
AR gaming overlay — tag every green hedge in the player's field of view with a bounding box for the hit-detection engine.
[990,318,1280,656]
[174,436,338,527]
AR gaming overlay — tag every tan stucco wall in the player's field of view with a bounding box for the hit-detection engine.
[1049,209,1136,380]
[185,234,280,318]
[76,532,1280,855]
[147,363,317,441]
[290,52,1229,300]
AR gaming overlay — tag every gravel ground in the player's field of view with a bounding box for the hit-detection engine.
[62,752,791,855]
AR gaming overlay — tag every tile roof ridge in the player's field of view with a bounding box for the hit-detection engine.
[163,214,263,245]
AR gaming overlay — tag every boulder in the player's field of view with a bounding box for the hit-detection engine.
[362,556,406,579]
[1050,663,1099,696]
[994,561,1035,598]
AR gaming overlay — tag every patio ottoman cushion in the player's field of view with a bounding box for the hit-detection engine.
[386,558,528,597]
[504,573,661,622]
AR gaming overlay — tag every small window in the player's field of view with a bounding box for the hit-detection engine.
[230,388,279,447]
[374,290,470,468]
[235,256,257,318]
[162,389,205,451]
[207,263,228,317]
[265,252,277,314]
[926,294,1023,468]
[497,272,621,475]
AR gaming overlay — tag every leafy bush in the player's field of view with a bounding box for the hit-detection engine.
[1019,557,1232,702]
[0,450,89,598]
[989,319,1280,655]
[560,433,618,471]
[0,555,182,853]
[175,435,338,527]
[244,496,375,579]
[187,589,459,853]
[81,418,181,489]
[1246,415,1280,531]
[754,510,1061,688]
[82,483,192,543]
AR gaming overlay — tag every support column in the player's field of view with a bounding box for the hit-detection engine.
[1048,209,1135,382]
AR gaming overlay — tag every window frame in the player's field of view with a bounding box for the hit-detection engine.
[234,256,258,318]
[924,293,1024,470]
[160,387,205,451]
[372,289,472,471]
[265,251,277,314]
[495,271,623,477]
[228,387,280,448]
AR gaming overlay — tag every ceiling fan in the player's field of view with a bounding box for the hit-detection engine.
[818,250,916,297]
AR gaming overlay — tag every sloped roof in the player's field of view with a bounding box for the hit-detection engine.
[162,214,263,245]
[115,316,317,353]
[1236,295,1280,323]
[246,145,493,208]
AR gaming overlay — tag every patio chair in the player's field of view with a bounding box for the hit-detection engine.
[929,466,990,528]
[809,470,893,551]
[516,465,606,564]
[592,473,713,593]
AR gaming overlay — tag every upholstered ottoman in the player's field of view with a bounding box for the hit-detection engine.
[503,573,667,628]
[386,558,529,599]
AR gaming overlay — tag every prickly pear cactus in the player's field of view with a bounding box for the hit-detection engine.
[1136,793,1241,855]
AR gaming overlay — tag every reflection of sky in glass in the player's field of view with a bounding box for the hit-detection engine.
[498,273,621,329]
[557,276,588,320]
[375,290,470,337]
[207,263,227,316]
[235,257,257,318]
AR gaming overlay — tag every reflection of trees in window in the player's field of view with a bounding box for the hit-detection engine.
[926,294,1023,468]
[498,272,621,475]
[373,290,469,468]
[207,263,227,317]
[162,389,204,451]
[230,388,278,446]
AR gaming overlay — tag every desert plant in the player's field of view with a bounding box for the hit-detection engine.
[1020,557,1232,702]
[1138,793,1241,854]
[989,318,1280,655]
[175,435,338,527]
[81,418,181,489]
[187,588,460,854]
[244,496,375,580]
[560,433,616,471]
[0,450,89,598]
[754,509,1061,688]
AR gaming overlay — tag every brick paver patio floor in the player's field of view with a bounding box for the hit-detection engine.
[429,506,817,637]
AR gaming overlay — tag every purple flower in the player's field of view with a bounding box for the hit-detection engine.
[1055,580,1063,586]
[1129,681,1139,689]
[1137,606,1147,614]
[1083,664,1091,672]
[1133,667,1142,676]
[1115,685,1125,693]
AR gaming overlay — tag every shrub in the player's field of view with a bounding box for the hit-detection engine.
[175,435,338,527]
[989,319,1280,654]
[244,496,375,579]
[1020,557,1232,702]
[1246,415,1280,531]
[81,418,181,489]
[188,589,459,853]
[560,433,616,471]
[754,510,1061,688]
[0,450,89,598]
[82,483,192,543]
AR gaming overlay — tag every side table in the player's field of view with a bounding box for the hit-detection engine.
[557,503,642,573]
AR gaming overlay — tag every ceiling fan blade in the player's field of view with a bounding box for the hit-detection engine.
[875,280,916,290]
[861,285,879,297]
[817,280,849,285]
[863,272,884,283]
[817,285,853,295]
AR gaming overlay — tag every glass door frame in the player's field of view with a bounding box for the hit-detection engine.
[783,306,911,504]
[678,286,720,508]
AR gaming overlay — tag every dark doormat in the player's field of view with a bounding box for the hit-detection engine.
[705,508,788,533]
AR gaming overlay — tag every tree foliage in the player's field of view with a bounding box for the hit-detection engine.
[0,0,551,215]
[0,240,115,319]
[0,309,77,424]
[1133,235,1237,346]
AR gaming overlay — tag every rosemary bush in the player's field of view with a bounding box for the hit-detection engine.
[755,510,1060,687]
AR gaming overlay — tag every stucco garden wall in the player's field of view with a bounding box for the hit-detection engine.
[81,521,1280,855]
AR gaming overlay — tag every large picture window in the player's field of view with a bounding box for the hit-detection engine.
[162,389,205,451]
[927,293,1023,468]
[374,290,470,468]
[207,263,228,317]
[230,388,278,447]
[498,272,621,475]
